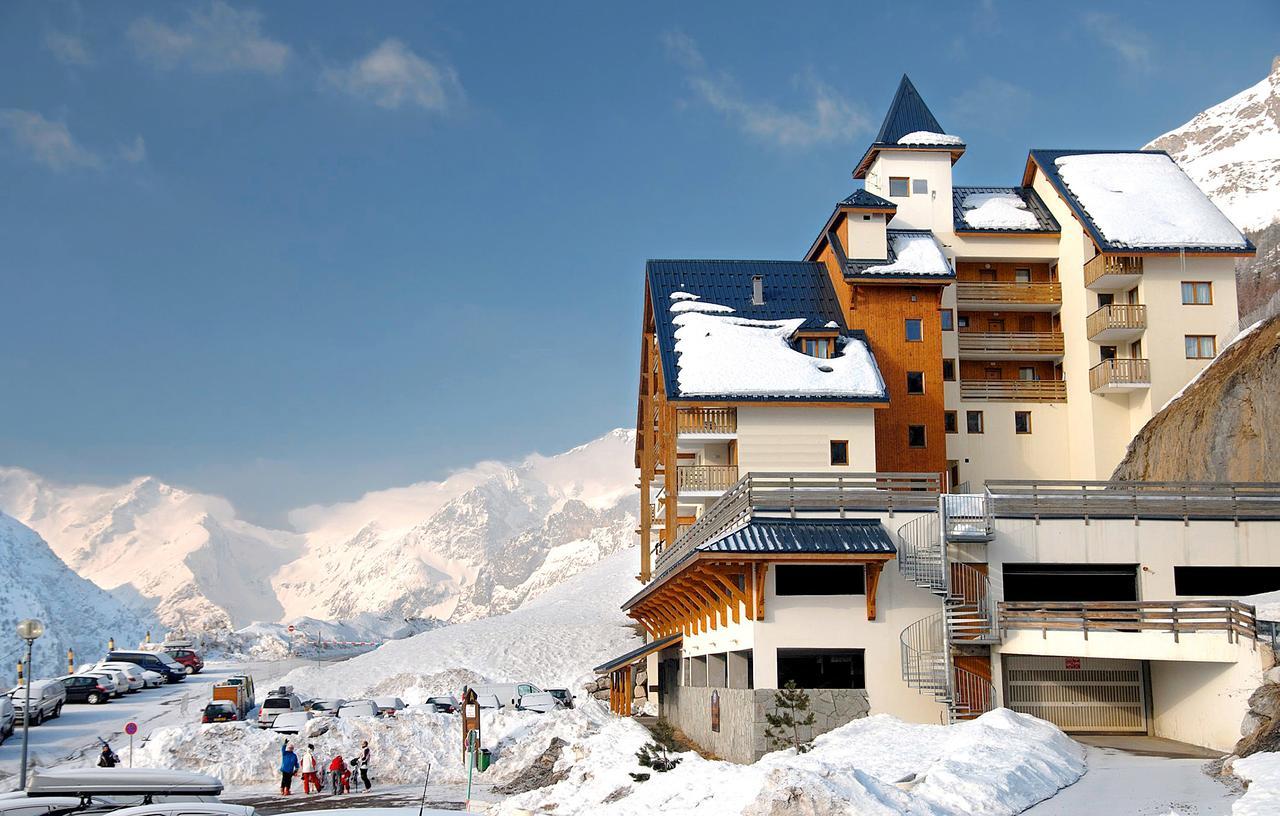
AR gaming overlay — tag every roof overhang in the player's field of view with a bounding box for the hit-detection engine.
[593,633,683,674]
[854,143,966,179]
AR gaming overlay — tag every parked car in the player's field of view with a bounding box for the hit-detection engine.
[23,767,225,799]
[57,675,112,705]
[94,663,145,693]
[425,695,458,714]
[545,688,575,709]
[336,700,379,719]
[372,696,405,716]
[256,693,304,729]
[8,680,67,725]
[77,671,125,699]
[476,694,502,710]
[307,698,345,717]
[271,711,312,734]
[201,701,239,724]
[0,696,14,743]
[105,651,186,684]
[98,805,253,816]
[472,683,560,712]
[166,649,204,675]
[139,670,166,689]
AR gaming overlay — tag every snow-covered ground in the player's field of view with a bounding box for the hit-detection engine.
[1233,752,1280,816]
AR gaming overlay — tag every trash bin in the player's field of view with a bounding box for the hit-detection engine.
[476,748,493,773]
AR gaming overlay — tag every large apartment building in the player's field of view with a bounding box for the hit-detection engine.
[597,75,1279,763]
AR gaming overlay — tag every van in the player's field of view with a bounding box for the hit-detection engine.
[106,652,186,684]
[470,683,561,713]
[7,680,67,725]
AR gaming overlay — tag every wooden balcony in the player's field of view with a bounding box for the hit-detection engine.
[1089,358,1150,393]
[959,379,1066,402]
[677,464,739,493]
[985,480,1280,522]
[999,600,1257,644]
[676,407,737,435]
[1086,304,1147,342]
[958,331,1064,359]
[1084,254,1143,290]
[955,281,1062,311]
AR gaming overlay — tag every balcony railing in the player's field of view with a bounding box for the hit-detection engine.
[677,407,737,435]
[654,472,942,577]
[983,480,1280,522]
[999,600,1258,644]
[958,331,1065,357]
[1089,358,1150,392]
[955,281,1062,306]
[1084,254,1143,288]
[1086,304,1147,339]
[677,464,739,493]
[959,379,1067,402]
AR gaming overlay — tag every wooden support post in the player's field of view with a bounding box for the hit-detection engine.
[754,563,769,620]
[865,562,883,620]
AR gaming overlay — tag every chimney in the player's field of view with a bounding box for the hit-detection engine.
[751,275,764,306]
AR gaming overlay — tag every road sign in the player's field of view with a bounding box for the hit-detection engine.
[287,625,296,633]
[124,722,138,735]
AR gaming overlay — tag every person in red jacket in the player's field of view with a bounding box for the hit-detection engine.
[328,755,349,794]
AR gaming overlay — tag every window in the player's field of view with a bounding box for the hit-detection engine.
[829,440,849,466]
[987,318,1005,332]
[1002,563,1138,602]
[889,177,910,197]
[1182,282,1212,305]
[912,178,929,194]
[777,649,865,690]
[957,315,969,329]
[1185,335,1216,359]
[801,338,833,358]
[905,318,923,342]
[1175,566,1280,596]
[966,411,984,434]
[907,425,926,447]
[942,358,956,381]
[940,308,954,331]
[775,564,866,595]
[1015,268,1031,283]
[944,410,958,434]
[862,213,872,221]
[1018,316,1035,332]
[1015,411,1032,434]
[1018,366,1036,381]
[906,371,925,394]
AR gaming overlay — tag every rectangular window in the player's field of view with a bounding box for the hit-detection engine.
[1181,281,1212,305]
[957,315,969,329]
[944,410,958,434]
[1175,566,1280,596]
[907,424,926,447]
[942,358,956,381]
[1185,335,1216,359]
[862,214,872,221]
[1018,366,1036,381]
[775,564,866,596]
[889,177,910,197]
[777,649,865,690]
[829,440,849,466]
[966,411,984,434]
[1003,563,1138,602]
[912,178,928,194]
[1015,268,1032,283]
[905,318,923,342]
[906,371,925,394]
[940,308,954,331]
[1015,411,1032,434]
[801,338,832,358]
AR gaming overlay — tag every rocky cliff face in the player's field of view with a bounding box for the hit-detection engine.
[1112,315,1280,481]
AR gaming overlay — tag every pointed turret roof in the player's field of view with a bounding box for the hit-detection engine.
[853,74,965,179]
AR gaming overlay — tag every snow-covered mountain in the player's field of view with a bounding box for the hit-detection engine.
[0,513,151,680]
[0,429,638,635]
[1146,56,1280,233]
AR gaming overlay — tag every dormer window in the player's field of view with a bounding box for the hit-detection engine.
[795,334,837,358]
[889,177,910,197]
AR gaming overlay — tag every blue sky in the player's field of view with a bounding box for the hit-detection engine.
[1,1,1276,524]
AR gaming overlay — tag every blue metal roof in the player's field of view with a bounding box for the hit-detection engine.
[646,259,885,403]
[873,75,947,145]
[593,633,682,674]
[952,186,1061,233]
[845,229,955,280]
[700,518,896,555]
[1027,149,1255,254]
[840,189,897,210]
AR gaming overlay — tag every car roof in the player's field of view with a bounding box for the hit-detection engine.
[26,770,223,797]
[104,804,251,816]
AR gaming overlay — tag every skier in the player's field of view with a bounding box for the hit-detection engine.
[279,741,299,795]
[357,740,372,791]
[299,744,320,794]
[97,742,119,768]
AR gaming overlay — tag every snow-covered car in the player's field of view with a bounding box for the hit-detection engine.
[372,696,405,716]
[8,680,66,725]
[545,688,574,709]
[473,683,560,711]
[140,670,166,689]
[476,694,502,710]
[0,794,122,816]
[256,693,304,728]
[77,671,123,698]
[515,691,561,713]
[307,698,345,717]
[271,711,313,734]
[94,663,146,692]
[0,696,14,743]
[425,695,458,714]
[102,806,253,816]
[337,700,379,719]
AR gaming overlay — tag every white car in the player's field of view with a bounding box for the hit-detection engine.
[140,670,166,689]
[8,680,67,725]
[0,696,14,743]
[308,698,345,717]
[106,806,254,816]
[77,672,123,698]
[95,663,146,692]
[257,693,304,729]
[337,700,379,719]
[476,694,503,710]
[372,696,405,716]
[271,711,313,734]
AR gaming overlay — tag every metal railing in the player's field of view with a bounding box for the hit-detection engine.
[895,512,946,596]
[999,600,1258,643]
[1086,304,1147,339]
[959,379,1067,402]
[900,611,948,701]
[676,407,737,435]
[984,480,1280,522]
[1084,254,1143,288]
[1089,358,1150,391]
[951,665,996,719]
[677,464,739,492]
[947,563,997,641]
[958,331,1065,356]
[955,281,1062,306]
[942,494,993,541]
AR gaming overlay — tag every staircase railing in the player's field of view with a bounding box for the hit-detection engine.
[946,562,998,642]
[951,666,996,719]
[942,492,993,541]
[895,513,946,596]
[900,611,948,701]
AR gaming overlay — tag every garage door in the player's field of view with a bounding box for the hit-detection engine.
[1004,655,1147,733]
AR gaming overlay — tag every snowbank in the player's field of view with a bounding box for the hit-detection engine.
[1054,153,1248,249]
[960,191,1040,230]
[1233,752,1280,816]
[860,233,952,277]
[897,131,964,146]
[498,708,1085,816]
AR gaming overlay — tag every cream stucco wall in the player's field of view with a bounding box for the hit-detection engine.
[864,150,954,232]
[1149,653,1270,751]
[846,211,889,260]
[736,405,877,474]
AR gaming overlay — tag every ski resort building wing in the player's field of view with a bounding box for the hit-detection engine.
[601,73,1280,765]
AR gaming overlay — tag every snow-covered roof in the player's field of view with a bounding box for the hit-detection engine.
[1030,150,1252,253]
[952,186,1059,233]
[898,130,964,146]
[848,231,954,279]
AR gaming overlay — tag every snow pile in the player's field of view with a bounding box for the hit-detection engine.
[498,708,1084,816]
[897,131,964,146]
[960,191,1040,230]
[275,549,642,699]
[669,295,886,399]
[1054,153,1249,248]
[1233,752,1280,816]
[860,233,953,277]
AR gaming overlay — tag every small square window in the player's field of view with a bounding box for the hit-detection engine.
[940,309,954,331]
[1018,366,1036,381]
[966,411,984,434]
[889,177,910,197]
[1015,411,1032,434]
[1181,282,1212,305]
[942,358,956,381]
[944,411,958,434]
[862,214,872,221]
[1015,268,1032,283]
[957,315,969,329]
[830,440,849,466]
[906,371,925,394]
[912,179,928,194]
[907,425,926,448]
[1185,335,1216,359]
[905,318,923,342]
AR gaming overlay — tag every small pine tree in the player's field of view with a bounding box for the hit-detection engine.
[763,680,816,754]
[631,719,682,781]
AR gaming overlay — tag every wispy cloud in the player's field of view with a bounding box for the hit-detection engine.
[128,1,290,74]
[0,110,102,171]
[118,135,147,164]
[1081,12,1153,72]
[661,30,869,149]
[322,39,463,112]
[948,77,1033,131]
[45,31,92,66]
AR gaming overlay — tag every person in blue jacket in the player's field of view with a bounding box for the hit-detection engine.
[280,741,299,795]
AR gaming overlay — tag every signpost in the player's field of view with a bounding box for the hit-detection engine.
[124,721,138,768]
[460,688,481,810]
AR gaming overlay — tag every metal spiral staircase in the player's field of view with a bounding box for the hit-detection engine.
[897,494,998,722]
